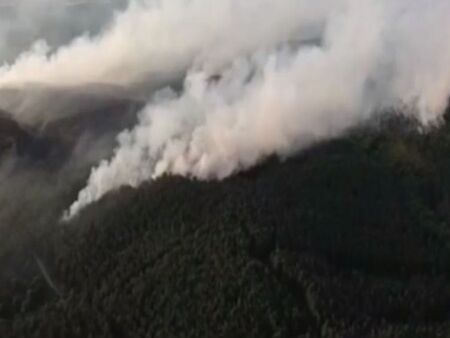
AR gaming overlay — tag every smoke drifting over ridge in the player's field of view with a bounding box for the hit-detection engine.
[0,0,331,88]
[0,0,449,219]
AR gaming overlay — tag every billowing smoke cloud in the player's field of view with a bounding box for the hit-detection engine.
[0,0,334,125]
[0,0,449,219]
[65,0,450,218]
[0,0,332,88]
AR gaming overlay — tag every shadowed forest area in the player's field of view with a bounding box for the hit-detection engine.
[1,109,450,337]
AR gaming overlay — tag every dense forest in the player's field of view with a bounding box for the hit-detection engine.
[1,109,450,337]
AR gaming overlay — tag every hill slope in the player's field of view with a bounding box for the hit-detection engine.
[1,114,450,337]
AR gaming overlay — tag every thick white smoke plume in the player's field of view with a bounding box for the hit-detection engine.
[0,0,331,87]
[0,0,449,218]
[0,0,333,124]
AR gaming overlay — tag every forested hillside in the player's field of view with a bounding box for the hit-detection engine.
[1,112,450,337]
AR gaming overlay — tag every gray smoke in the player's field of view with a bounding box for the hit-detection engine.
[0,0,448,219]
[65,0,450,218]
[0,0,331,125]
[0,0,330,88]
